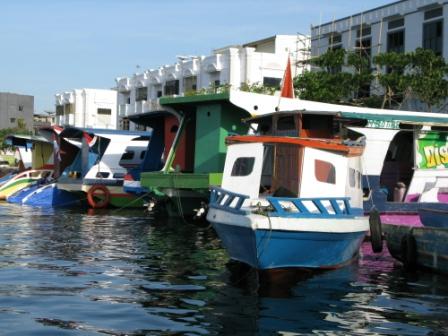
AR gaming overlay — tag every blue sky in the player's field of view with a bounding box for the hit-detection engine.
[0,0,392,114]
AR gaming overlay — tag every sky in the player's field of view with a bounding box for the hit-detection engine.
[0,0,393,114]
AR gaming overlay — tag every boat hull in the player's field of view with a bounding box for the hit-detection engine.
[208,208,367,270]
[0,178,36,200]
[7,183,42,204]
[383,223,448,273]
[22,183,82,207]
[418,208,448,228]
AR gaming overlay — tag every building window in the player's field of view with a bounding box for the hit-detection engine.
[97,108,111,115]
[214,80,221,87]
[423,20,443,56]
[157,90,163,98]
[356,25,371,38]
[388,18,404,30]
[263,77,281,88]
[126,97,131,104]
[136,87,148,101]
[56,105,64,116]
[164,80,180,96]
[64,103,74,114]
[328,33,342,49]
[231,157,255,176]
[18,105,23,112]
[183,76,197,92]
[121,118,129,130]
[424,7,443,21]
[387,30,405,53]
[315,159,336,184]
[10,118,16,123]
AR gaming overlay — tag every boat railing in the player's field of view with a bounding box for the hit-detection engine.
[209,186,249,215]
[266,196,358,218]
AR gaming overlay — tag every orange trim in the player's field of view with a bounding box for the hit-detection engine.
[226,135,364,157]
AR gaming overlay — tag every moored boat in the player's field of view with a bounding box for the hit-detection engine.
[206,133,370,270]
[0,169,53,200]
[383,223,448,273]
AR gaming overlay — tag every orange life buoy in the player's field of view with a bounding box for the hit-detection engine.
[87,184,110,209]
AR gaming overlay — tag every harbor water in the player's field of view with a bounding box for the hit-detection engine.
[1,203,448,335]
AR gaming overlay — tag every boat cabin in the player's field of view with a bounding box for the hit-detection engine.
[221,135,364,209]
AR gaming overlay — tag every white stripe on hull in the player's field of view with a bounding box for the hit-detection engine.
[207,207,369,233]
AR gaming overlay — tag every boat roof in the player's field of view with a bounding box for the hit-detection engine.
[226,135,364,157]
[60,126,151,139]
[128,110,178,126]
[4,134,51,147]
[244,108,448,127]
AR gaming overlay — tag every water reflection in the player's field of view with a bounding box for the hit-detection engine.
[1,203,448,335]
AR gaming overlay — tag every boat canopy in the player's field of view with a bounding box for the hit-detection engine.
[4,134,51,148]
[244,109,448,129]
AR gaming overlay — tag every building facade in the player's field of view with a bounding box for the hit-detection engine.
[55,89,118,129]
[33,112,55,130]
[115,34,310,130]
[312,0,447,58]
[311,0,448,110]
[0,92,34,130]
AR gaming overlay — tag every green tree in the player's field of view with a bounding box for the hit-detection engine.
[407,48,448,111]
[295,49,354,103]
[373,52,412,108]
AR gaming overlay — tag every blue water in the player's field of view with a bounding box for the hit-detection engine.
[0,203,448,335]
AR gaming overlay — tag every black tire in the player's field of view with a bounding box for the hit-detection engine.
[401,232,417,270]
[369,209,383,253]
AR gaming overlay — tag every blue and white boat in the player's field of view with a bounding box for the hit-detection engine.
[206,132,370,270]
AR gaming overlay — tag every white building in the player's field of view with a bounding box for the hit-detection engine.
[115,34,310,130]
[312,0,447,57]
[55,89,118,129]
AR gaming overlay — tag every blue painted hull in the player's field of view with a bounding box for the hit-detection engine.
[419,208,448,228]
[22,184,82,207]
[212,222,366,270]
[7,183,42,204]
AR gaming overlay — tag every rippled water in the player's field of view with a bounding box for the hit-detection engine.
[1,203,448,335]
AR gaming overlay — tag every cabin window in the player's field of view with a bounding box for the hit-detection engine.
[349,168,356,188]
[120,151,134,161]
[231,157,255,176]
[315,159,336,184]
[140,150,146,159]
[113,173,125,179]
[96,172,110,178]
[349,168,361,188]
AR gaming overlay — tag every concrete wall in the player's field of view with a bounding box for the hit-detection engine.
[0,92,34,130]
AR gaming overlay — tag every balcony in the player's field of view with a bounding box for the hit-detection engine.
[143,99,162,112]
[118,104,131,117]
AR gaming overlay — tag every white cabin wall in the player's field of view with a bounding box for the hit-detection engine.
[221,143,264,201]
[346,156,364,208]
[348,127,399,176]
[300,148,348,198]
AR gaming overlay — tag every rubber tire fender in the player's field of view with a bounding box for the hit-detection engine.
[87,184,111,209]
[369,209,383,253]
[401,232,417,270]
